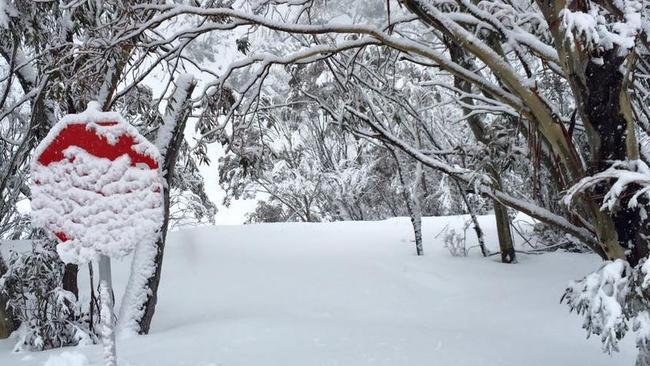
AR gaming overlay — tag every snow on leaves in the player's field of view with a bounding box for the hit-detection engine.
[564,159,650,213]
[30,103,164,264]
[564,257,650,355]
[563,259,629,353]
[0,0,15,29]
[560,0,643,54]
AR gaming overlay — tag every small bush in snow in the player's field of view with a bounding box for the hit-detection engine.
[0,238,94,351]
[531,222,590,253]
[444,229,467,257]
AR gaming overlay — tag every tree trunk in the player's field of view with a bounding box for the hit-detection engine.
[0,254,15,339]
[457,183,488,257]
[63,264,79,299]
[489,167,516,263]
[136,179,172,334]
[410,201,423,256]
[389,147,424,256]
[582,53,642,260]
[411,160,424,256]
[135,76,196,334]
[446,41,517,263]
[582,49,641,263]
[494,200,515,263]
[638,344,650,366]
[0,297,11,339]
[536,0,638,262]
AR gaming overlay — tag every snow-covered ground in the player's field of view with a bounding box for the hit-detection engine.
[0,215,636,365]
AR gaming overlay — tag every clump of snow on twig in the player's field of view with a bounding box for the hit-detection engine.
[564,159,650,213]
[563,259,629,353]
[0,0,15,29]
[563,257,650,356]
[560,0,642,54]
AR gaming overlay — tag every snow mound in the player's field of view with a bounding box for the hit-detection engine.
[0,215,637,365]
[43,352,88,366]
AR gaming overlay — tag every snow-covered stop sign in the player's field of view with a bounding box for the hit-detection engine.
[31,102,164,264]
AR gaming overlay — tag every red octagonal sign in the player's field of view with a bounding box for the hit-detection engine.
[31,102,164,264]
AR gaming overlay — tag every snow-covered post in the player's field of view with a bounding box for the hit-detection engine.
[98,256,116,366]
[30,102,164,365]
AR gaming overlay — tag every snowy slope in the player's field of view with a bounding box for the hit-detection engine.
[0,215,635,365]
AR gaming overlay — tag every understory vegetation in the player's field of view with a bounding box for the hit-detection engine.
[1,0,650,364]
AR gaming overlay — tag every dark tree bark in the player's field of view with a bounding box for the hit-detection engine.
[62,264,79,299]
[0,254,15,339]
[136,173,173,334]
[532,0,639,262]
[581,50,645,265]
[493,197,515,263]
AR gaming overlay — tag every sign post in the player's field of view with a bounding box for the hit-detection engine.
[30,102,164,365]
[98,255,117,366]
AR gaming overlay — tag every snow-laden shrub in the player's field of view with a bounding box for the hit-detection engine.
[531,222,590,253]
[562,259,650,358]
[561,159,650,363]
[443,229,467,257]
[0,239,94,351]
[562,259,629,352]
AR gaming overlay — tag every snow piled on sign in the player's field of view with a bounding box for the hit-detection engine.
[31,147,163,263]
[30,103,164,264]
[33,101,161,163]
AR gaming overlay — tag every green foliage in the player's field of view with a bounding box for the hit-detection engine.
[0,239,94,351]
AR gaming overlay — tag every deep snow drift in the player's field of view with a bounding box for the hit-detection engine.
[0,215,636,365]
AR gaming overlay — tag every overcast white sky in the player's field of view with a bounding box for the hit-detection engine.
[155,32,259,226]
[189,129,258,225]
